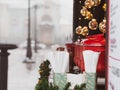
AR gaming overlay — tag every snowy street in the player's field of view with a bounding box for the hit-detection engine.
[8,48,52,90]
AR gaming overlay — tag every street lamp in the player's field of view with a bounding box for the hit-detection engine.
[34,5,38,53]
[23,0,33,62]
[26,0,32,59]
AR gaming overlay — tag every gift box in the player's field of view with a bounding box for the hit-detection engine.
[53,73,67,90]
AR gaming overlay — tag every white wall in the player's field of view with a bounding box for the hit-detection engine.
[0,4,10,43]
[9,8,28,44]
[108,0,120,90]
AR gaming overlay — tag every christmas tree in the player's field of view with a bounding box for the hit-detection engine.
[74,83,86,90]
[35,60,57,90]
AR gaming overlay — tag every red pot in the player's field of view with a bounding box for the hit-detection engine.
[74,45,105,76]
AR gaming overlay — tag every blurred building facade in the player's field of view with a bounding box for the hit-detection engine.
[0,0,73,45]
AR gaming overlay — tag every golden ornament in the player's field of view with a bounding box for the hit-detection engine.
[38,80,42,84]
[85,0,94,8]
[81,6,88,16]
[76,26,82,35]
[81,26,89,36]
[93,0,101,6]
[39,70,43,74]
[99,18,106,33]
[103,3,106,11]
[85,11,93,20]
[89,19,98,30]
[79,18,81,20]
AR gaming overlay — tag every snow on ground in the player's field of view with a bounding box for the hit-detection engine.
[8,48,52,90]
